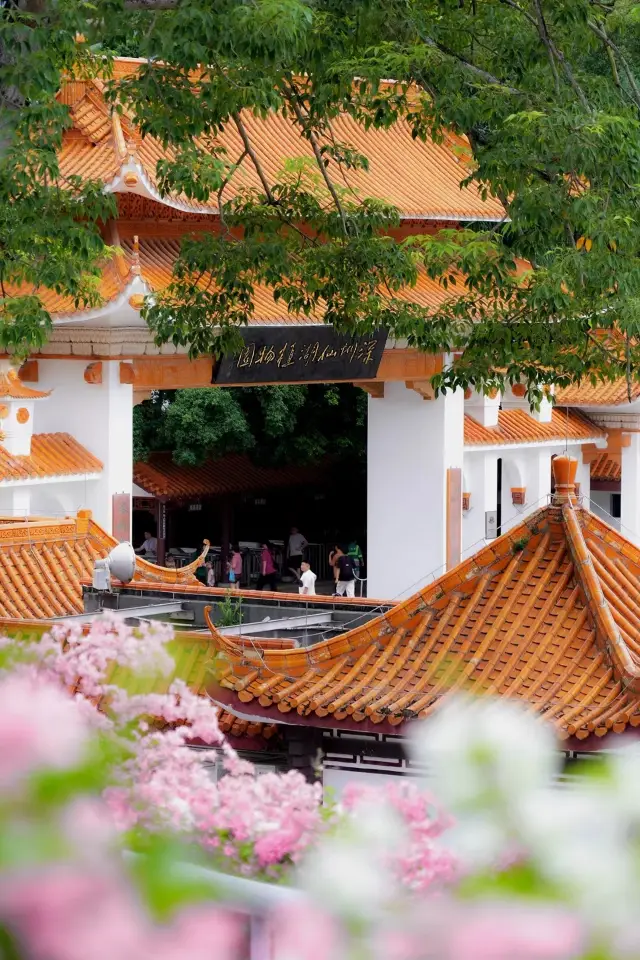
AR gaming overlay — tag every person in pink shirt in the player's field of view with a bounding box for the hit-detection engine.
[257,541,278,591]
[229,545,243,590]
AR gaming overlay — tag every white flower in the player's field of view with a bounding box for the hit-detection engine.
[410,695,559,812]
[520,785,638,931]
[299,837,391,919]
[299,799,404,918]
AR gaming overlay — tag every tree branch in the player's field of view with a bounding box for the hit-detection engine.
[587,19,640,110]
[498,0,590,109]
[419,34,523,95]
[217,147,248,232]
[231,113,275,204]
[285,84,349,236]
[532,0,561,95]
[122,0,179,8]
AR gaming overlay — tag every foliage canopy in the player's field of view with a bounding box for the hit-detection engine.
[4,0,640,394]
[133,384,367,468]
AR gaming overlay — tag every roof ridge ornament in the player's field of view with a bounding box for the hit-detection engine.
[111,108,128,163]
[552,454,578,505]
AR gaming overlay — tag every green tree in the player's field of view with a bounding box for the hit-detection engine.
[0,1,116,357]
[5,1,640,395]
[133,384,367,467]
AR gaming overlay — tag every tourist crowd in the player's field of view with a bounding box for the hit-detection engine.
[137,526,366,597]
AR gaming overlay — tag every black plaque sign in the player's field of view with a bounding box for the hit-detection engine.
[212,326,386,384]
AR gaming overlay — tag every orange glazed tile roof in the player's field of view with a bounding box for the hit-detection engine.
[133,452,332,500]
[0,370,50,400]
[122,236,469,322]
[208,494,640,742]
[591,452,621,483]
[556,379,640,407]
[0,514,209,620]
[464,408,605,446]
[25,234,465,321]
[57,71,505,222]
[0,516,116,619]
[0,434,102,483]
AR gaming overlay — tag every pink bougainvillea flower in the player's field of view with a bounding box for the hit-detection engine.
[271,900,343,960]
[443,903,584,960]
[0,674,89,790]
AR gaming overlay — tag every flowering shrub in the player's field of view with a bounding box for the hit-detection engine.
[0,616,453,884]
[5,615,640,958]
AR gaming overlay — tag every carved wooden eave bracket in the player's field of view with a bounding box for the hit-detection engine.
[405,379,436,400]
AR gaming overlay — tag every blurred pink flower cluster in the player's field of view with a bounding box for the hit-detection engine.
[1,864,241,960]
[341,780,456,892]
[0,615,599,960]
[1,615,454,888]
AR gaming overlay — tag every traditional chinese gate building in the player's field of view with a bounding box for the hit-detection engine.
[4,58,623,599]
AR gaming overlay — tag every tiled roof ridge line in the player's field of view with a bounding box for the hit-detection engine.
[133,539,209,586]
[562,503,640,693]
[205,505,553,676]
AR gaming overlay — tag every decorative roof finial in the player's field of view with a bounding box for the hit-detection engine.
[552,455,578,505]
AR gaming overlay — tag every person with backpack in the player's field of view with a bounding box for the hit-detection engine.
[334,546,356,598]
[347,539,364,580]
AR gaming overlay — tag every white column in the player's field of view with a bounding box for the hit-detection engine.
[10,487,31,517]
[34,359,133,536]
[622,433,640,544]
[463,453,498,554]
[529,449,553,508]
[367,381,464,600]
[575,451,591,505]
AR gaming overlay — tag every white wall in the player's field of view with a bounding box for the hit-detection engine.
[0,480,101,520]
[34,359,132,535]
[367,382,464,600]
[622,433,640,544]
[463,443,590,550]
[462,454,498,554]
[590,490,619,529]
[575,455,591,504]
[323,767,422,797]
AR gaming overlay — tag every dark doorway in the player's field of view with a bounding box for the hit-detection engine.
[612,493,621,520]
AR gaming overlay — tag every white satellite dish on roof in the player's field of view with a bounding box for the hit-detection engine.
[108,542,136,584]
[92,542,137,591]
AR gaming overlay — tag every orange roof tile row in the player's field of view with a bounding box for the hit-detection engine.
[591,452,621,483]
[464,408,604,446]
[556,379,640,407]
[22,231,465,321]
[208,491,640,742]
[0,434,102,483]
[133,452,332,500]
[57,72,505,221]
[0,517,113,619]
[0,514,209,620]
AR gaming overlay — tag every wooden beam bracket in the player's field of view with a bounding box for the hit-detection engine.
[405,379,435,401]
[358,381,384,399]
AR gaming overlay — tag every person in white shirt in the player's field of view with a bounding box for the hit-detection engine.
[136,531,157,556]
[287,526,308,579]
[299,560,317,596]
